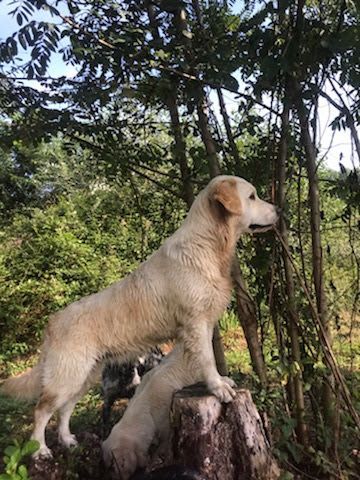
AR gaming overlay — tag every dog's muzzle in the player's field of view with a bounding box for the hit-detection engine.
[249,223,275,232]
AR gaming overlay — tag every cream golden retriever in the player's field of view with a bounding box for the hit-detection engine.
[1,176,278,458]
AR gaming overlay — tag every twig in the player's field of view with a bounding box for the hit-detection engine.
[157,65,281,116]
[67,134,182,198]
[296,164,310,292]
[126,174,146,261]
[274,227,360,431]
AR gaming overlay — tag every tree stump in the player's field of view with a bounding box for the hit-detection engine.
[159,384,280,480]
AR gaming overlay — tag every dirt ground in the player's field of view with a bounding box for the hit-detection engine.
[28,431,108,480]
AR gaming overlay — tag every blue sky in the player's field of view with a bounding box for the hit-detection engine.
[0,0,357,171]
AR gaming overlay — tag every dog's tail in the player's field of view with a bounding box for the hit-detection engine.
[1,364,42,400]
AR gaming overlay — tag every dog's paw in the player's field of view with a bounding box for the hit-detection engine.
[208,378,236,403]
[102,435,147,480]
[221,376,237,388]
[33,445,53,460]
[105,446,147,480]
[59,433,78,448]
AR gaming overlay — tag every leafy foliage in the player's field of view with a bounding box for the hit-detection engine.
[0,439,39,480]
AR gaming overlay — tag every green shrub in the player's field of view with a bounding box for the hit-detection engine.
[0,439,39,480]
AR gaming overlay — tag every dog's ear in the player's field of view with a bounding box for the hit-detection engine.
[213,179,242,216]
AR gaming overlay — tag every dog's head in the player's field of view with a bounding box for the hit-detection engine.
[207,175,279,235]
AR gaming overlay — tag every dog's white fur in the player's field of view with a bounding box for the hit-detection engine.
[102,344,202,479]
[1,176,278,458]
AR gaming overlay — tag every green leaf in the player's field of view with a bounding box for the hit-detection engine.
[17,13,23,26]
[155,49,168,61]
[27,64,34,79]
[24,28,33,47]
[304,382,311,392]
[279,472,294,480]
[18,464,28,480]
[287,442,301,463]
[0,474,13,480]
[7,38,18,57]
[223,74,239,91]
[8,448,22,466]
[21,439,40,456]
[18,33,27,50]
[34,61,44,75]
[302,89,314,100]
[160,0,186,13]
[4,445,17,457]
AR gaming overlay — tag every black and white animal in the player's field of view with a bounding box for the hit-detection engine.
[101,347,164,427]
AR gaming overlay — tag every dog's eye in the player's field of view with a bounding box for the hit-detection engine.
[249,193,256,200]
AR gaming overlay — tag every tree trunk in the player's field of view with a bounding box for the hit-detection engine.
[217,87,241,165]
[159,385,280,480]
[347,112,360,162]
[166,93,195,207]
[146,1,194,207]
[231,259,268,385]
[276,100,308,444]
[176,2,220,178]
[196,95,221,177]
[291,78,336,441]
[197,95,267,383]
[214,79,267,384]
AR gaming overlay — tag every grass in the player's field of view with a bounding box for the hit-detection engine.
[221,311,252,375]
[0,387,117,454]
[332,312,360,371]
[0,395,33,449]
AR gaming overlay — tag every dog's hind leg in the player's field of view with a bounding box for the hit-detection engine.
[33,389,83,457]
[31,388,86,457]
[57,396,80,448]
[31,392,57,458]
[32,387,83,458]
[58,362,102,448]
[32,355,100,458]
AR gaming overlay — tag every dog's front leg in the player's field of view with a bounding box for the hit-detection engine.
[180,321,236,403]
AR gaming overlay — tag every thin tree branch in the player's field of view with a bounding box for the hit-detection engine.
[274,228,360,431]
[67,134,183,198]
[157,65,280,116]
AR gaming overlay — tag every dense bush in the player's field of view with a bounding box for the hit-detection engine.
[0,140,185,354]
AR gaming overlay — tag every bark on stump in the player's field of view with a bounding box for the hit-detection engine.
[163,385,280,480]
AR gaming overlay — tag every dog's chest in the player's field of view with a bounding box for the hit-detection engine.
[208,276,232,315]
[171,273,232,323]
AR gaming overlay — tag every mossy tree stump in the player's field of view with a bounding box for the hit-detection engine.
[161,384,280,480]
